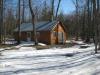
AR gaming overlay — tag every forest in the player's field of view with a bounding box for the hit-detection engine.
[0,0,100,53]
[1,0,100,75]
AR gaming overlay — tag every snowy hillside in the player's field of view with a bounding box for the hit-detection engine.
[0,42,100,75]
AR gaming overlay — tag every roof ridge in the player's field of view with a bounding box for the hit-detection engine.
[48,21,57,30]
[14,21,58,32]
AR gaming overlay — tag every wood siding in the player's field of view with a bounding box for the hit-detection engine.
[38,31,51,44]
[14,22,67,45]
[51,23,67,44]
[14,32,27,41]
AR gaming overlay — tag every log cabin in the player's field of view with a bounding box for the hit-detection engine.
[14,21,67,44]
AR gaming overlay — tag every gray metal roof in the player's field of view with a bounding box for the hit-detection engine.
[14,21,58,32]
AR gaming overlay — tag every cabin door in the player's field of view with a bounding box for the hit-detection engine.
[58,32,64,44]
[27,32,31,41]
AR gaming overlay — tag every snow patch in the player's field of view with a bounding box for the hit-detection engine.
[0,42,98,75]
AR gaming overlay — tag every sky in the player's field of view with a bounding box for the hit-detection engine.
[60,0,75,14]
[6,0,75,15]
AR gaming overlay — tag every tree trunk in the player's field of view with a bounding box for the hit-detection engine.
[75,0,79,41]
[56,0,61,19]
[93,0,98,53]
[97,0,100,50]
[81,7,86,41]
[0,0,3,44]
[29,0,38,45]
[85,0,91,43]
[51,0,54,21]
[17,0,21,44]
[22,0,25,23]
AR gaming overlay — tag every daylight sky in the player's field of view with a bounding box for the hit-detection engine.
[60,0,75,14]
[9,0,75,15]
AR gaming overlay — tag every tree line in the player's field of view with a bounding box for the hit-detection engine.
[0,0,100,53]
[0,0,62,44]
[64,0,100,53]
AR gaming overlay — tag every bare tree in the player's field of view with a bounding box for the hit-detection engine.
[56,0,62,19]
[51,0,54,21]
[85,0,91,42]
[0,0,3,44]
[17,0,21,44]
[29,0,38,45]
[97,0,100,50]
[72,0,80,40]
[92,0,98,53]
[22,0,25,23]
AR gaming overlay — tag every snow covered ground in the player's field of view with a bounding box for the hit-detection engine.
[0,42,100,75]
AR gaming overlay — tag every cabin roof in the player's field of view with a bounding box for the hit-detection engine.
[14,21,58,32]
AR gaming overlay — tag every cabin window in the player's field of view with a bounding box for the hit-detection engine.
[58,32,64,43]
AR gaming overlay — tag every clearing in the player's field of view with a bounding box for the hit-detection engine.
[0,41,100,75]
